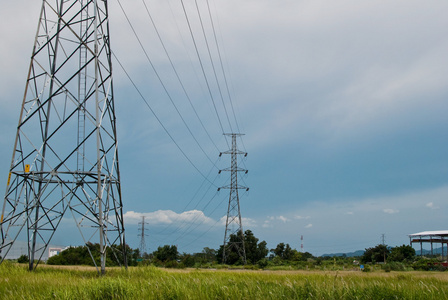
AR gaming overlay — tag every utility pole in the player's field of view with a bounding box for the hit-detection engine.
[301,235,304,253]
[219,133,248,264]
[138,216,149,256]
[381,234,386,264]
[0,0,126,274]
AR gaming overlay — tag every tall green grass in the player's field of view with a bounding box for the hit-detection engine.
[0,263,447,299]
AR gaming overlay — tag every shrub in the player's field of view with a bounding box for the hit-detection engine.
[383,262,405,272]
[362,265,371,272]
[17,255,29,264]
[257,258,268,269]
[165,260,178,268]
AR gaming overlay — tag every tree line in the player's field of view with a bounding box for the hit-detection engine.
[25,229,443,271]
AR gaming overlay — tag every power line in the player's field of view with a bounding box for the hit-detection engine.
[116,0,218,169]
[112,51,217,187]
[154,166,220,237]
[193,0,233,133]
[204,0,241,135]
[141,0,221,153]
[179,0,226,136]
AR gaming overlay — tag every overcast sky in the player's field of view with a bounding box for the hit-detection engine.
[1,0,448,256]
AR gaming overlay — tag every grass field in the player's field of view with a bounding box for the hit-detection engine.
[1,262,447,299]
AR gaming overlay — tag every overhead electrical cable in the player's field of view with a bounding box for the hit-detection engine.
[155,173,225,244]
[114,0,250,248]
[179,0,227,141]
[116,0,218,169]
[141,0,220,153]
[154,162,220,236]
[112,51,216,187]
[205,0,240,134]
[182,216,222,249]
[204,0,247,153]
[170,190,222,243]
[193,0,233,134]
[173,185,238,246]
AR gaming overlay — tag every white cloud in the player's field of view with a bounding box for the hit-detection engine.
[262,220,271,228]
[294,215,311,220]
[346,212,354,215]
[278,216,290,223]
[124,210,214,226]
[305,224,313,229]
[383,208,399,214]
[261,215,290,228]
[219,216,257,228]
[242,217,258,228]
[426,202,439,210]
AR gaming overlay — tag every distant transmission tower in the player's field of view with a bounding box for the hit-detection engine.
[219,133,249,264]
[0,0,126,274]
[138,216,149,255]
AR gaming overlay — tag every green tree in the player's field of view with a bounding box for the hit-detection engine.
[271,243,285,258]
[301,251,314,261]
[388,245,415,262]
[256,241,269,262]
[271,243,293,260]
[202,247,216,263]
[152,245,178,262]
[361,244,390,263]
[17,254,29,263]
[47,243,136,266]
[217,232,244,265]
[217,230,268,265]
[283,244,292,260]
[244,230,269,264]
[180,253,195,267]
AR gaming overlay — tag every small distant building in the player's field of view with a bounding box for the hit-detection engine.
[48,247,69,258]
[409,230,448,259]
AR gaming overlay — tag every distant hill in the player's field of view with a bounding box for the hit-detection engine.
[320,250,365,257]
[322,247,445,258]
[415,247,444,255]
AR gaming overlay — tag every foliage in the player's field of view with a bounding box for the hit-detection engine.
[17,255,29,264]
[217,230,269,265]
[388,245,415,262]
[271,242,293,260]
[411,257,446,271]
[361,244,389,263]
[245,230,269,264]
[47,243,138,267]
[152,245,178,263]
[201,247,217,263]
[383,262,407,272]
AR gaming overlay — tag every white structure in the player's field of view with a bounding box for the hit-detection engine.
[409,230,448,258]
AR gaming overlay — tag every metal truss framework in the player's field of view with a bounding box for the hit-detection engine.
[220,133,248,264]
[0,0,126,274]
[138,216,148,255]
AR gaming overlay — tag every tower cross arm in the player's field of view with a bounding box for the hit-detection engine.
[220,150,247,155]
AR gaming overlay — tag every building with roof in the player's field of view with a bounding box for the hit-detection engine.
[409,230,448,259]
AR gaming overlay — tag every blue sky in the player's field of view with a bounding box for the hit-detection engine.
[1,0,448,256]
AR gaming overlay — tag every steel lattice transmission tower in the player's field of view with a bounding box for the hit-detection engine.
[0,0,126,274]
[219,133,249,264]
[138,216,148,255]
